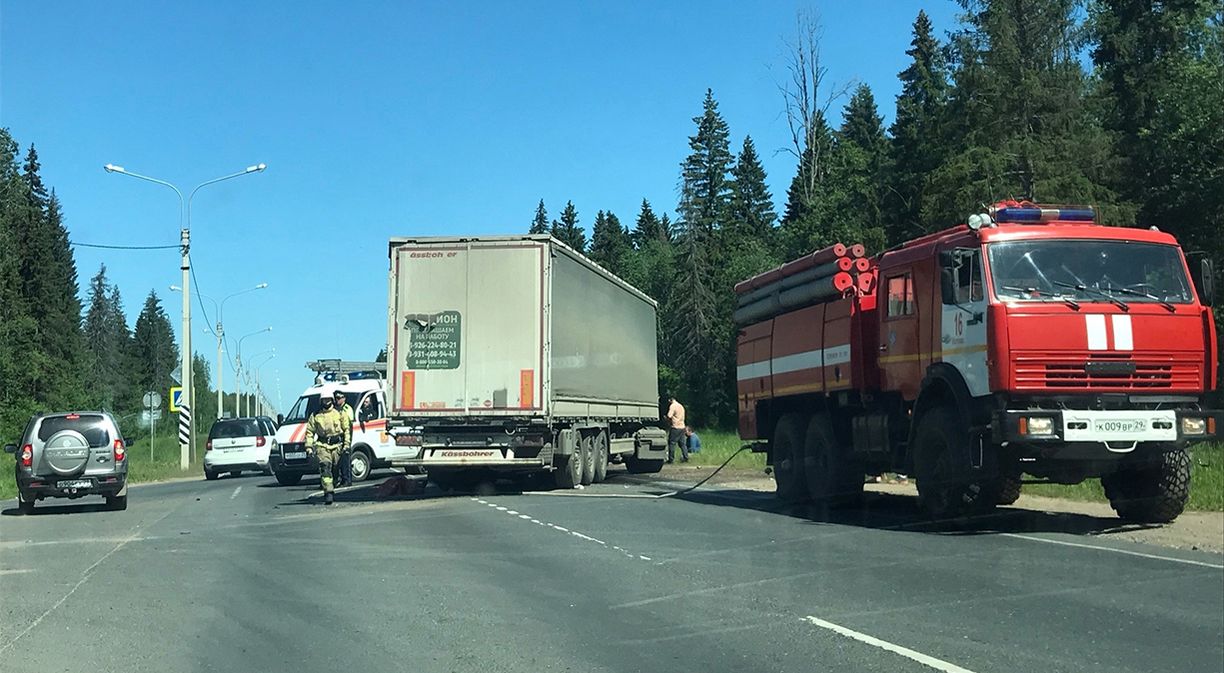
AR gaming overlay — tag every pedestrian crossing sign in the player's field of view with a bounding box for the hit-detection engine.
[170,386,183,412]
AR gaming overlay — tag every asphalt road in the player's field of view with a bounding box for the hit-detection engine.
[0,468,1221,673]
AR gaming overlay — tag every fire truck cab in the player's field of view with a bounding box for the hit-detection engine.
[737,202,1220,522]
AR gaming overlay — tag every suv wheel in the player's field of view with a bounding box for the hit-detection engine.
[204,468,219,481]
[106,494,128,511]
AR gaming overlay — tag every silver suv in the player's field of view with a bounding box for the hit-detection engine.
[5,411,129,514]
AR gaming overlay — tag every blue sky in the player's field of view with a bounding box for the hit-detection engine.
[0,0,959,408]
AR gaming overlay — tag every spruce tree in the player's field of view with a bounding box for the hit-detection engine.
[551,200,586,252]
[529,199,549,235]
[631,199,668,248]
[823,85,889,252]
[590,209,632,275]
[728,135,777,242]
[131,290,180,401]
[888,10,949,242]
[778,110,835,257]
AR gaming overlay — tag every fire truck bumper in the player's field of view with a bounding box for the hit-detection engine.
[993,408,1222,454]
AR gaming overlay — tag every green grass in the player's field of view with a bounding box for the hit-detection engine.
[0,435,207,502]
[685,429,766,469]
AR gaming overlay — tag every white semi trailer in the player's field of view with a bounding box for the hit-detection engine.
[384,235,668,490]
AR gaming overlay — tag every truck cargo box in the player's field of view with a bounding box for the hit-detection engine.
[386,235,659,421]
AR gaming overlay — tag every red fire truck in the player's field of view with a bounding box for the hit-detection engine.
[735,202,1219,522]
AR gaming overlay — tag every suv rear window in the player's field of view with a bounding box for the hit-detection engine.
[36,415,111,447]
[209,419,261,439]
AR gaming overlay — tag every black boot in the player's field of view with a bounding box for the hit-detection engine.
[324,492,334,505]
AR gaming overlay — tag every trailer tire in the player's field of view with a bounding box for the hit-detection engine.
[593,431,609,483]
[1102,446,1190,523]
[913,406,997,518]
[772,413,808,504]
[554,449,582,489]
[580,433,596,486]
[803,414,863,506]
[996,474,1022,506]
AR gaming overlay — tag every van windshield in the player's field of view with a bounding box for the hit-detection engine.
[988,240,1193,304]
[282,395,321,424]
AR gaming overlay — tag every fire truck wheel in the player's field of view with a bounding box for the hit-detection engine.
[803,414,864,506]
[772,413,808,504]
[1101,446,1190,523]
[996,474,1023,505]
[593,431,609,483]
[580,433,596,486]
[914,406,997,518]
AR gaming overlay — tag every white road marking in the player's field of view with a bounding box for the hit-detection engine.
[1001,533,1223,570]
[612,571,822,609]
[0,502,181,654]
[802,616,978,673]
[230,486,242,500]
[0,569,33,575]
[474,498,648,561]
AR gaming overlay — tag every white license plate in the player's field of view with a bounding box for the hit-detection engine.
[56,479,91,489]
[283,452,307,460]
[1093,419,1145,434]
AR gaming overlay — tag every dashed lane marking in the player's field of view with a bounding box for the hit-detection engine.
[472,497,651,561]
[1000,533,1224,570]
[230,486,242,500]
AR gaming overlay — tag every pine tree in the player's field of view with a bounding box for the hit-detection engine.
[551,200,586,252]
[778,110,835,257]
[590,209,632,275]
[631,199,668,248]
[529,199,549,235]
[660,213,676,240]
[83,265,132,411]
[888,10,949,242]
[677,89,734,236]
[728,135,777,242]
[0,130,41,440]
[823,85,889,252]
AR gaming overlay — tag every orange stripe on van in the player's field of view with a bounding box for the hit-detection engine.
[520,369,534,408]
[290,423,306,442]
[401,372,415,409]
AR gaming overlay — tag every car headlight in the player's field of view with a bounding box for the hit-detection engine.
[1181,416,1208,436]
[1022,416,1055,436]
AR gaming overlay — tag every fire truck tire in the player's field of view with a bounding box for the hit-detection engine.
[580,433,596,486]
[772,413,808,503]
[1101,446,1190,523]
[593,431,609,483]
[914,406,998,518]
[554,450,582,489]
[803,414,864,506]
[996,474,1023,506]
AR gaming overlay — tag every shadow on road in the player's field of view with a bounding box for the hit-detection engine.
[1,500,113,517]
[673,485,1158,538]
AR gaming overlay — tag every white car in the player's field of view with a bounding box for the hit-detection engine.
[204,417,276,480]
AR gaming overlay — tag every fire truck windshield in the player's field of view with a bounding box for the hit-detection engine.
[988,240,1194,305]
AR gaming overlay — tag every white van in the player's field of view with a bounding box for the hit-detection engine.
[270,365,412,485]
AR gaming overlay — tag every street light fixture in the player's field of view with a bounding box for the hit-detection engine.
[236,327,271,417]
[107,162,267,469]
[170,282,267,418]
[249,351,277,416]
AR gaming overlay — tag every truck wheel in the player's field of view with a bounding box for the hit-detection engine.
[997,474,1022,506]
[349,449,371,482]
[593,431,609,483]
[1102,447,1190,523]
[772,413,808,504]
[913,406,997,518]
[554,447,583,489]
[275,472,302,486]
[580,433,596,486]
[803,414,863,506]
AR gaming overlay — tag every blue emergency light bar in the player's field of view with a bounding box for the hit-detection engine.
[993,206,1096,223]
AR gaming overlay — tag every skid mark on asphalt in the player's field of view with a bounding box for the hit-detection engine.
[471,497,652,561]
[803,616,978,673]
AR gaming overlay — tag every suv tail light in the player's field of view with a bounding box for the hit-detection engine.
[256,435,266,447]
[19,444,32,468]
[205,439,212,451]
[113,439,126,462]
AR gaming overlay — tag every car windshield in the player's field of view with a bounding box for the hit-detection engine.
[36,414,110,447]
[988,240,1193,304]
[209,419,261,439]
[282,395,322,424]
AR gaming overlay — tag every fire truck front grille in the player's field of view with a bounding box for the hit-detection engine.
[1012,353,1202,391]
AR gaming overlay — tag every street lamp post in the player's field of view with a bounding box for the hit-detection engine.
[250,352,277,417]
[105,162,266,469]
[236,328,272,417]
[170,284,266,420]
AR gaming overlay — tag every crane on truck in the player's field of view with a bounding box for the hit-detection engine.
[736,201,1219,522]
